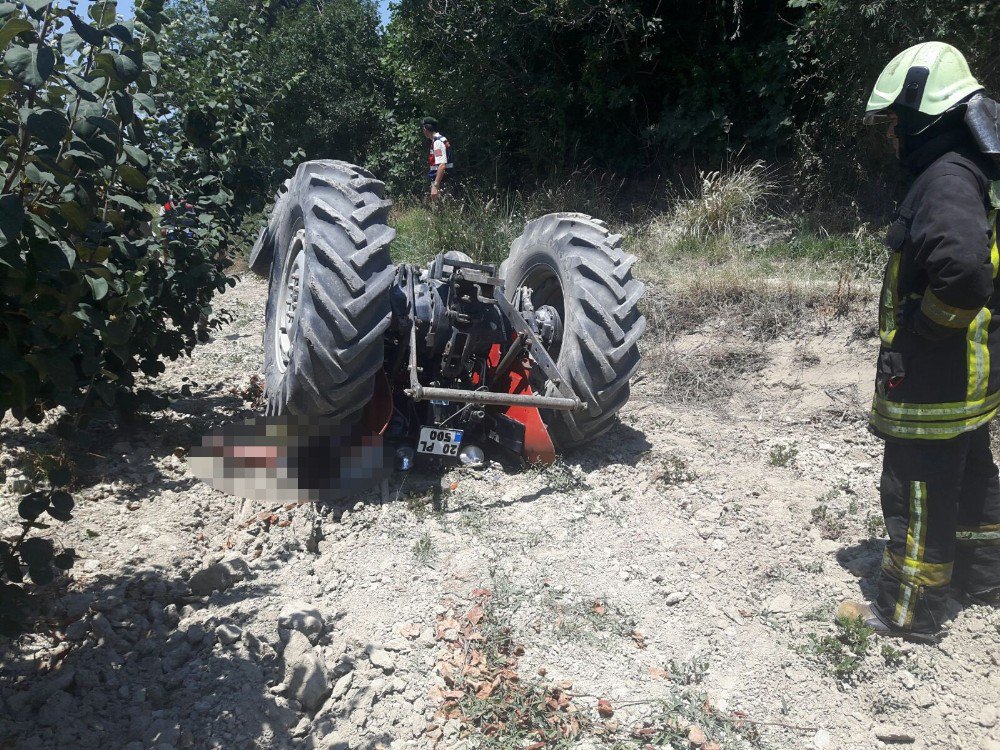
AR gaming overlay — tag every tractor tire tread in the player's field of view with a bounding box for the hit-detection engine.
[502,212,645,449]
[263,160,394,420]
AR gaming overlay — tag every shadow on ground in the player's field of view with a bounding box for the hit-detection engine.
[332,418,655,516]
[836,538,886,601]
[571,420,653,470]
[0,384,260,505]
[0,562,396,750]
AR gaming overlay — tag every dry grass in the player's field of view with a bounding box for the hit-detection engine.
[431,585,585,749]
[637,271,872,405]
[432,581,770,749]
[640,275,819,342]
[623,159,883,406]
[629,158,883,280]
[670,160,779,241]
[644,341,770,404]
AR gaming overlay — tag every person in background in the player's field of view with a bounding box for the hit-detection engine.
[839,42,1000,642]
[161,194,196,241]
[421,117,454,200]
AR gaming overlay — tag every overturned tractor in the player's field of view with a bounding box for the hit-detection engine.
[248,160,646,471]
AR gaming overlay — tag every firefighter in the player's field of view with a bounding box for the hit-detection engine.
[838,42,1000,641]
[421,117,454,200]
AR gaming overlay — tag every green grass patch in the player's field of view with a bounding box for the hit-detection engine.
[769,443,798,467]
[390,196,523,266]
[412,532,436,565]
[800,615,875,686]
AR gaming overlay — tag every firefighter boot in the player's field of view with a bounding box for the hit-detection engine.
[836,600,943,645]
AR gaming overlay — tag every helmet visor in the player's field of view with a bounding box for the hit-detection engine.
[865,110,894,126]
[864,107,896,126]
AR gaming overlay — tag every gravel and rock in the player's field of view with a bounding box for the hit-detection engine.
[1,275,999,749]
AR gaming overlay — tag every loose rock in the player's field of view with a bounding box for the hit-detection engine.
[219,555,251,582]
[978,705,998,728]
[282,630,330,711]
[812,729,831,749]
[331,672,353,700]
[688,726,707,746]
[65,618,90,641]
[215,623,242,646]
[767,593,793,613]
[187,563,234,596]
[367,648,395,674]
[278,601,325,644]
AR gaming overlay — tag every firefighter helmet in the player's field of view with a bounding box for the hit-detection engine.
[866,42,983,120]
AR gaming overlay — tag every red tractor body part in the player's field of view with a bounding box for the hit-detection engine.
[486,343,556,465]
[364,368,393,437]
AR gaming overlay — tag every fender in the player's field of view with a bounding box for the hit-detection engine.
[248,225,274,276]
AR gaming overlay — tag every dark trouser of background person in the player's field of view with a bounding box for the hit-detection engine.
[875,426,1000,634]
[428,168,458,200]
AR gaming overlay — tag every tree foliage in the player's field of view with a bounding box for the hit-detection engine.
[166,0,387,204]
[158,0,304,226]
[143,0,1000,205]
[386,0,796,185]
[256,0,387,178]
[0,0,237,422]
[0,0,308,424]
[788,0,1000,210]
[0,0,304,636]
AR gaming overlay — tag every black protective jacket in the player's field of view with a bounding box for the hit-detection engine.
[870,133,1000,441]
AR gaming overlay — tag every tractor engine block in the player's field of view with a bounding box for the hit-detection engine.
[388,254,512,391]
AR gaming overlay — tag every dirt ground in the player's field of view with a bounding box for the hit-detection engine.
[2,273,999,750]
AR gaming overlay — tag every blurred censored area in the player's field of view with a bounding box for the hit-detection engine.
[188,416,391,504]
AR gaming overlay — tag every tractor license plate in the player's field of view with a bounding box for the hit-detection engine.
[417,427,463,457]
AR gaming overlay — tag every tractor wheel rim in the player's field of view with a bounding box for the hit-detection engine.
[522,263,565,361]
[274,229,306,373]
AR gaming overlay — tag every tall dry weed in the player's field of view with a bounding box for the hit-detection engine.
[631,159,784,269]
[672,160,778,240]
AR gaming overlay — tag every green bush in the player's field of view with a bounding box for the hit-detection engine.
[0,0,300,423]
[0,0,205,420]
[788,0,1000,213]
[391,193,529,266]
[0,0,300,637]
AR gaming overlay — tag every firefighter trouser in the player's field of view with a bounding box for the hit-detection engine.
[876,426,1000,633]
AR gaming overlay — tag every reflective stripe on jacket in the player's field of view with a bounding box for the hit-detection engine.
[870,145,1000,442]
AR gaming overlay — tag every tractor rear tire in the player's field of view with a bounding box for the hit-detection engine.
[500,213,646,449]
[262,160,395,420]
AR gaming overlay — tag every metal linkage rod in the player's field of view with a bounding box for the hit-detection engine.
[492,286,577,401]
[406,385,580,411]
